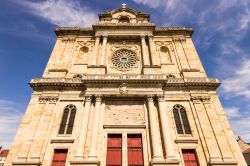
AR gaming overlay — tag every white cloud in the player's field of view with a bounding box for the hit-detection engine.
[229,117,250,142]
[222,60,250,99]
[225,107,250,142]
[19,0,98,27]
[224,107,241,118]
[0,100,23,149]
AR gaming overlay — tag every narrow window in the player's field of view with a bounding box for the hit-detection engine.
[173,104,191,134]
[106,134,122,166]
[51,149,68,166]
[127,134,144,166]
[182,149,199,166]
[59,104,76,135]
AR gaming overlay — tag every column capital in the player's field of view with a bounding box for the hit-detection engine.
[146,95,155,102]
[157,95,165,102]
[147,34,153,38]
[95,95,103,102]
[85,96,93,102]
[102,33,108,37]
[140,33,146,38]
[95,34,101,37]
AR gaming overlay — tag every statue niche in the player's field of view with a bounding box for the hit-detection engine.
[159,46,172,64]
[77,46,89,64]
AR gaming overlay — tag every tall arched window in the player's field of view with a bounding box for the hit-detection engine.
[173,104,191,134]
[59,104,76,135]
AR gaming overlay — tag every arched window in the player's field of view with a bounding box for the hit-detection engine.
[173,104,191,134]
[118,16,130,23]
[59,104,76,134]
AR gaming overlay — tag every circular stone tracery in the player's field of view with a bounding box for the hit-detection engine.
[111,49,138,71]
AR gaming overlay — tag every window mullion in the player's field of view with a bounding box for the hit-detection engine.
[178,109,185,134]
[65,110,71,134]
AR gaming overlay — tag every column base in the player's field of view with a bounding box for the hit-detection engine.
[209,157,238,166]
[12,157,41,166]
[150,158,180,166]
[142,66,161,74]
[87,65,106,74]
[70,157,100,166]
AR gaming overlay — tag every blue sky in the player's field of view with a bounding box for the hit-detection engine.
[0,0,250,148]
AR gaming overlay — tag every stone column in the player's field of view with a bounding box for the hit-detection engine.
[172,37,190,70]
[75,96,92,158]
[147,95,164,162]
[91,35,100,65]
[141,35,150,66]
[88,95,102,160]
[157,95,175,159]
[100,35,108,65]
[148,35,158,66]
[191,96,222,163]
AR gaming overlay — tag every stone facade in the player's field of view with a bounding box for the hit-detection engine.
[5,6,247,166]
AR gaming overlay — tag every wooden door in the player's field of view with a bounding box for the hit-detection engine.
[127,134,144,166]
[106,134,122,166]
[51,149,67,166]
[182,149,199,166]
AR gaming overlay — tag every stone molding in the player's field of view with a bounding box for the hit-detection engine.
[38,96,58,103]
[55,26,193,37]
[30,75,220,90]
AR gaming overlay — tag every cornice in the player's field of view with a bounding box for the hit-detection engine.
[54,26,193,37]
[29,78,86,90]
[29,75,220,90]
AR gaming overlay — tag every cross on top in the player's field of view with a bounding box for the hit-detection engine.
[121,3,127,8]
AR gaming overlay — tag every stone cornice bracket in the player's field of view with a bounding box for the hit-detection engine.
[39,96,58,104]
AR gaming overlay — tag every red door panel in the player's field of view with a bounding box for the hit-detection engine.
[128,134,144,166]
[106,134,122,166]
[51,149,67,166]
[182,149,199,166]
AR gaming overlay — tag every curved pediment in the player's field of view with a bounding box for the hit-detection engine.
[99,7,150,23]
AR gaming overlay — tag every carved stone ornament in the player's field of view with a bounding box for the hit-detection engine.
[39,96,58,103]
[119,83,128,94]
[73,74,83,79]
[155,41,174,51]
[110,49,139,71]
[75,40,94,51]
[191,96,211,104]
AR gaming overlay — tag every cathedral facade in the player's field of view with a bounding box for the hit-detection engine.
[6,6,247,166]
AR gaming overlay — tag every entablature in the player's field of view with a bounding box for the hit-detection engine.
[55,26,194,37]
[29,74,220,91]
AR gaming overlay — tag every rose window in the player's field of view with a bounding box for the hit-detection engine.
[111,49,138,71]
